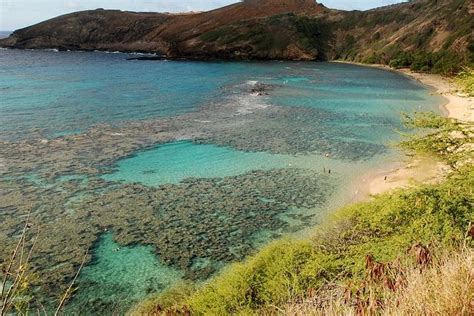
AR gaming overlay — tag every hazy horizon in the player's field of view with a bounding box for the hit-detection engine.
[1,0,405,31]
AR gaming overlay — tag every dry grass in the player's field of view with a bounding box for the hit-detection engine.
[383,249,474,315]
[0,217,88,315]
[281,248,474,316]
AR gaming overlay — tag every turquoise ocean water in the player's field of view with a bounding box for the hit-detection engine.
[0,49,440,141]
[0,49,444,314]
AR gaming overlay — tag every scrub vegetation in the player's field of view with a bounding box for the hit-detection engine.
[456,67,474,96]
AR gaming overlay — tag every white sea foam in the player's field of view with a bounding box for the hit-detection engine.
[194,120,212,123]
[128,52,158,56]
[226,90,271,115]
[174,135,193,141]
[222,80,273,115]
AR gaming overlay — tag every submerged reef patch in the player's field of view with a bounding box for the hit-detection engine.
[66,233,184,315]
[195,106,388,160]
[0,168,334,309]
[87,168,334,280]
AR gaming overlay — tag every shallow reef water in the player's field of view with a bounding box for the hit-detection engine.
[0,50,445,314]
[65,233,184,315]
[102,141,290,186]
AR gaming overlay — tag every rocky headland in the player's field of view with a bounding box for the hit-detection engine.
[1,0,472,68]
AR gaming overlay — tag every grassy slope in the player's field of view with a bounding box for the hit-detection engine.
[192,14,331,60]
[130,84,474,315]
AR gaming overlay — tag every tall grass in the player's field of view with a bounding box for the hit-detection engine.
[0,219,87,315]
[282,248,474,315]
[384,249,474,315]
[0,216,38,316]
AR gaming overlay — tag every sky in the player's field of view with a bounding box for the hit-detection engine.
[0,0,404,31]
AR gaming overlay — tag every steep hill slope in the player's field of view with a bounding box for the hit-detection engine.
[330,0,474,72]
[0,0,327,58]
[1,0,472,70]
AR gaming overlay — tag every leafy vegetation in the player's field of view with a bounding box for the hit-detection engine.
[333,0,473,75]
[400,112,473,168]
[130,113,474,315]
[456,67,474,96]
[288,16,327,52]
[340,43,470,75]
[196,0,472,68]
[200,27,232,43]
[386,50,466,75]
[1,219,37,315]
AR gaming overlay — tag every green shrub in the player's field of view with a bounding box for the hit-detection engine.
[431,51,463,74]
[455,67,474,96]
[387,50,464,74]
[289,16,330,53]
[400,112,473,167]
[129,281,196,315]
[388,51,414,69]
[188,240,332,314]
[362,54,381,64]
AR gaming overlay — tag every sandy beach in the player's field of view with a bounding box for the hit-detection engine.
[398,69,474,122]
[340,62,474,200]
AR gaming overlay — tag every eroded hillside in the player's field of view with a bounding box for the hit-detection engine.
[1,0,473,71]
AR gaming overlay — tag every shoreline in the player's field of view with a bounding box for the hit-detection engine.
[334,61,473,200]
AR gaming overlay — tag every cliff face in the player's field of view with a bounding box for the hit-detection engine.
[1,0,472,65]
